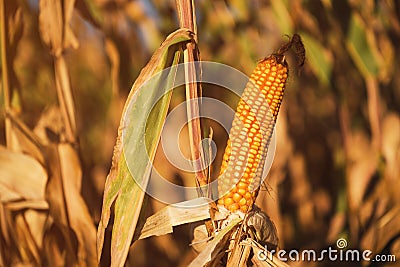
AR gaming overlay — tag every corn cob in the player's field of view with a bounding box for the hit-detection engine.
[216,34,304,213]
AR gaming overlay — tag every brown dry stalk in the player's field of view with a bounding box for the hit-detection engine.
[54,56,77,142]
[175,0,208,192]
[0,0,12,148]
[365,76,381,151]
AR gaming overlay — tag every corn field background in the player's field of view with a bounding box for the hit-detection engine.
[1,0,399,266]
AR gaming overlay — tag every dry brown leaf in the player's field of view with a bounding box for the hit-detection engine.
[45,143,97,266]
[39,0,79,143]
[358,185,390,231]
[1,0,24,156]
[346,130,378,210]
[39,0,78,56]
[0,204,9,245]
[5,1,23,47]
[5,200,48,211]
[0,207,21,264]
[53,56,77,142]
[43,223,69,266]
[381,113,400,181]
[0,146,47,203]
[139,198,212,240]
[227,239,251,267]
[192,224,211,253]
[326,212,346,244]
[45,144,80,265]
[288,154,315,229]
[5,111,46,165]
[360,205,400,255]
[63,0,79,49]
[0,207,46,266]
[104,39,120,98]
[33,106,64,146]
[390,238,400,262]
[249,239,290,267]
[14,213,41,264]
[23,209,47,249]
[38,0,63,56]
[189,217,242,267]
[38,1,79,143]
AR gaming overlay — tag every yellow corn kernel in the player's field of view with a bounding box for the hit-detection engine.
[238,198,247,207]
[232,193,242,203]
[240,205,249,213]
[228,203,240,212]
[237,188,246,196]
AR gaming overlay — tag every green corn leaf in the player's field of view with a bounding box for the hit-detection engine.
[346,13,379,78]
[301,32,332,86]
[96,28,193,267]
[271,0,293,35]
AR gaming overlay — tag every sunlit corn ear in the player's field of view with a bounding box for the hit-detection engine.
[217,54,289,213]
